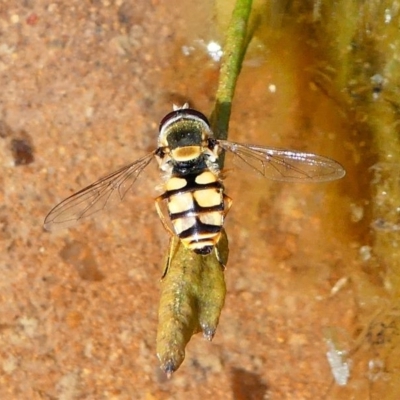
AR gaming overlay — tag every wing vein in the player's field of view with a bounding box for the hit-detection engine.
[44,152,155,231]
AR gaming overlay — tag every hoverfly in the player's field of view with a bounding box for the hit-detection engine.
[44,105,345,257]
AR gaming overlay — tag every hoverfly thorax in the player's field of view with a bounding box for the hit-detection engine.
[157,108,219,175]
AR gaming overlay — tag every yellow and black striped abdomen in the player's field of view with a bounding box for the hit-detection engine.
[163,170,225,254]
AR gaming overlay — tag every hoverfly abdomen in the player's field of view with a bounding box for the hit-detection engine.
[161,169,226,254]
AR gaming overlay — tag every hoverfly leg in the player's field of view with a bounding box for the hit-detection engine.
[223,194,233,217]
[155,195,175,236]
[161,236,180,279]
[214,246,226,271]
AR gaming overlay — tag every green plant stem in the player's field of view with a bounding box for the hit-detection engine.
[211,0,253,140]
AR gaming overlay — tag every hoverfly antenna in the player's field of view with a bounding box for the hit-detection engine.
[172,103,190,111]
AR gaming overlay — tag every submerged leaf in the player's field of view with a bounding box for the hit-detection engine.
[156,230,229,376]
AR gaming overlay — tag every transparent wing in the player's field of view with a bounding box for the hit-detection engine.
[44,152,155,231]
[219,140,345,182]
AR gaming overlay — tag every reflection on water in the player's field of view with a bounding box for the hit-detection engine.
[157,0,400,398]
[324,334,350,386]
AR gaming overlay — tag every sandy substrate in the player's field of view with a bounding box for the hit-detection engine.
[0,1,385,399]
